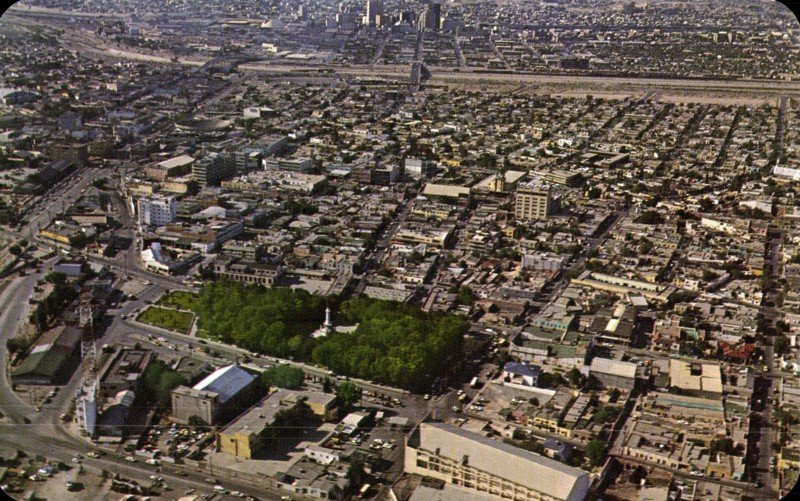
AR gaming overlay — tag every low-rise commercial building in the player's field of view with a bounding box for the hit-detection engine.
[218,389,336,459]
[668,359,723,397]
[145,155,194,180]
[405,422,590,501]
[213,257,284,286]
[97,347,154,399]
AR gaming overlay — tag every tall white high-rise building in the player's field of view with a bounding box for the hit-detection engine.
[138,195,177,227]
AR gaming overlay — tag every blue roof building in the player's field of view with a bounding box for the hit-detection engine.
[172,364,264,425]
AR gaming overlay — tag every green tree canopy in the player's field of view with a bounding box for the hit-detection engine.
[567,368,583,387]
[593,405,622,424]
[457,286,476,305]
[44,271,67,285]
[195,281,325,359]
[194,288,466,392]
[187,415,209,429]
[775,335,790,355]
[336,381,362,410]
[635,210,664,225]
[537,371,566,389]
[312,297,467,391]
[709,438,736,456]
[262,365,305,390]
[586,439,607,466]
[141,360,186,407]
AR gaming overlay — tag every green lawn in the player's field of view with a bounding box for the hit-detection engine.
[156,291,200,312]
[137,306,195,334]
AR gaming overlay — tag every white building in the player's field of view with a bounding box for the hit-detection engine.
[773,164,800,181]
[304,444,342,465]
[141,242,171,273]
[522,253,567,272]
[138,196,177,227]
[699,217,741,236]
[588,357,638,389]
[404,158,430,178]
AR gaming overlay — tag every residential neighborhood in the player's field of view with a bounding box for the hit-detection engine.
[1,1,800,500]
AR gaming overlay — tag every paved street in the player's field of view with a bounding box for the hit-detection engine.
[0,263,55,423]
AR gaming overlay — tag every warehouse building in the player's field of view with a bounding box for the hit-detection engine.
[588,357,638,390]
[11,326,81,386]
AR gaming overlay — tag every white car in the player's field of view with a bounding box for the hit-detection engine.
[125,456,137,463]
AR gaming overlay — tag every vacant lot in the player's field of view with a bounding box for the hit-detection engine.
[137,306,194,334]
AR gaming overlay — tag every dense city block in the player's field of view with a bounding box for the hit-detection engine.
[1,1,799,501]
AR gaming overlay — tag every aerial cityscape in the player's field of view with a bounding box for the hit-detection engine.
[0,0,799,500]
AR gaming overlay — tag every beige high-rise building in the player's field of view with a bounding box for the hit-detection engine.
[515,182,554,221]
